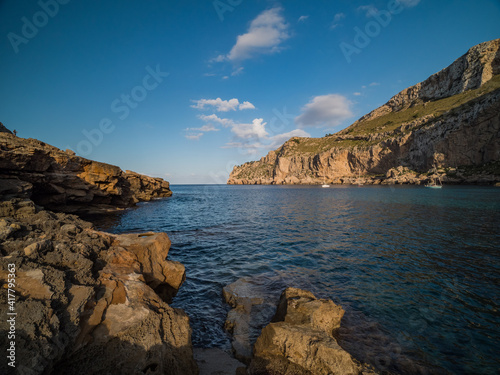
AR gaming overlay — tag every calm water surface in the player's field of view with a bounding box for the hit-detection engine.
[95,185,500,374]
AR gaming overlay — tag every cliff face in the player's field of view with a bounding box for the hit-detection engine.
[228,39,500,185]
[0,132,172,213]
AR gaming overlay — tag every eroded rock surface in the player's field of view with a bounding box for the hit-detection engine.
[0,198,197,375]
[249,288,375,375]
[228,39,500,185]
[0,131,172,214]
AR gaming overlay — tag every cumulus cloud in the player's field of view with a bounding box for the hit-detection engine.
[226,7,290,62]
[295,94,353,128]
[198,114,234,126]
[222,119,310,155]
[231,118,269,139]
[239,101,256,110]
[191,98,255,112]
[353,92,362,96]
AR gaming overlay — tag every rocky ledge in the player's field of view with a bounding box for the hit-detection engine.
[0,128,171,215]
[223,281,378,375]
[0,198,198,374]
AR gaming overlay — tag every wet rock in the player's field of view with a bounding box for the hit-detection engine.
[223,277,280,364]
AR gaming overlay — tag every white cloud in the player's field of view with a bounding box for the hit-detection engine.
[295,94,353,128]
[231,67,244,76]
[358,5,378,17]
[186,124,220,132]
[191,98,255,112]
[369,82,380,86]
[239,101,256,110]
[298,15,309,22]
[198,114,234,126]
[226,7,290,61]
[268,129,310,149]
[334,12,346,22]
[330,12,346,29]
[185,133,203,140]
[210,54,227,63]
[222,127,310,155]
[353,92,362,96]
[231,118,269,139]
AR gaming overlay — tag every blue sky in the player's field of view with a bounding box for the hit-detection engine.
[1,0,499,184]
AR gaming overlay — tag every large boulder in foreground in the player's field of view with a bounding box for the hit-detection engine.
[0,199,197,375]
[249,287,372,375]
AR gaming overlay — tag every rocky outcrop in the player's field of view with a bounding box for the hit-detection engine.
[0,131,172,214]
[0,199,197,374]
[228,39,500,185]
[249,288,374,375]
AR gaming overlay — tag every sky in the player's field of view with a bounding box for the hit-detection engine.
[1,0,499,184]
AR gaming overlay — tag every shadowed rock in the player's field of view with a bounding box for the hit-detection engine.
[0,198,198,375]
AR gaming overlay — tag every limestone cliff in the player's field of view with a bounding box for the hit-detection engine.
[0,131,172,213]
[228,39,500,185]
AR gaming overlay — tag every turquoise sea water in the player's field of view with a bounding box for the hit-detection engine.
[95,185,500,374]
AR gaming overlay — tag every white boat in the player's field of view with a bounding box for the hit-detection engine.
[425,176,443,188]
[322,184,330,188]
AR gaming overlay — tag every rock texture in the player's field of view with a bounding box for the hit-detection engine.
[249,288,373,375]
[0,131,172,214]
[223,277,279,364]
[228,39,500,185]
[0,199,197,375]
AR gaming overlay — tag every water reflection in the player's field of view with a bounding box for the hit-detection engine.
[93,185,500,374]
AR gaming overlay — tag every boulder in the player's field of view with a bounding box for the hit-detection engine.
[0,199,198,375]
[249,287,367,375]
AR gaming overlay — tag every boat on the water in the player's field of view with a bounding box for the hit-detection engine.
[425,176,443,188]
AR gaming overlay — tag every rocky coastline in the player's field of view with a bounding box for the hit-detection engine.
[0,129,381,374]
[228,39,500,186]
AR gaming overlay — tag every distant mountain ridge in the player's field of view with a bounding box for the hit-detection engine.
[228,38,500,185]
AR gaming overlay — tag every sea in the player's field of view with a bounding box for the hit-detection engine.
[93,184,500,374]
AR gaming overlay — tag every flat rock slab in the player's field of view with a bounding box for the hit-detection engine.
[194,348,246,375]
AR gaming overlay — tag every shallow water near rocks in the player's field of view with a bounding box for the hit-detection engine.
[94,185,500,374]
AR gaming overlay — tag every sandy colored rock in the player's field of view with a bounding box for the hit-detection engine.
[0,130,172,214]
[228,39,500,186]
[111,231,186,302]
[0,199,197,375]
[250,287,366,375]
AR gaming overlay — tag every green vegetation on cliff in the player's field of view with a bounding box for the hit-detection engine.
[283,74,500,156]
